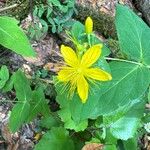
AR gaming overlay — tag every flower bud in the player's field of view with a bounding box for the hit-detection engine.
[85,17,93,34]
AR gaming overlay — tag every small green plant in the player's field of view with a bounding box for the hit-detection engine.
[28,0,76,40]
[1,4,150,150]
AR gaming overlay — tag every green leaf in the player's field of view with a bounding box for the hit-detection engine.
[0,16,35,57]
[46,8,52,18]
[108,100,145,140]
[38,4,45,17]
[40,19,48,34]
[0,65,9,89]
[48,17,56,33]
[71,21,84,41]
[116,5,150,65]
[40,115,61,129]
[27,88,50,122]
[3,73,15,92]
[14,70,32,101]
[50,0,61,7]
[58,107,88,132]
[61,6,68,13]
[33,6,38,16]
[34,127,74,150]
[9,102,30,133]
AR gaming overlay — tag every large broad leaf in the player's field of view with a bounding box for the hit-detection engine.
[116,5,150,65]
[56,61,150,130]
[0,65,9,89]
[0,16,35,57]
[9,102,30,133]
[14,70,32,101]
[34,127,74,150]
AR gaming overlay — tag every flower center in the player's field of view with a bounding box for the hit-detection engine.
[76,66,85,74]
[77,68,82,73]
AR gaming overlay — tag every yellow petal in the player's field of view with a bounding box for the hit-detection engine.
[61,45,79,67]
[85,68,112,81]
[85,17,93,34]
[57,67,75,82]
[77,75,89,103]
[81,44,103,67]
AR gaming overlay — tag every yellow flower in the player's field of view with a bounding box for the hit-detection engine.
[57,44,112,103]
[85,17,93,34]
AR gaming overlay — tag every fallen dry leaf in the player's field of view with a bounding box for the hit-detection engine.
[1,123,12,144]
[143,134,150,150]
[43,62,62,73]
[1,123,19,150]
[82,143,103,150]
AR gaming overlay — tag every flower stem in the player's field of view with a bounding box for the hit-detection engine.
[87,34,91,47]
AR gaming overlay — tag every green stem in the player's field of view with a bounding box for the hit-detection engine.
[87,34,91,47]
[105,57,148,67]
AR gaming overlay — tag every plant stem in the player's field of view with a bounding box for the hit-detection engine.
[105,57,150,68]
[87,34,91,47]
[105,57,142,65]
[0,4,18,12]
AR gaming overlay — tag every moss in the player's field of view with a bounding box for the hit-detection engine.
[74,4,117,39]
